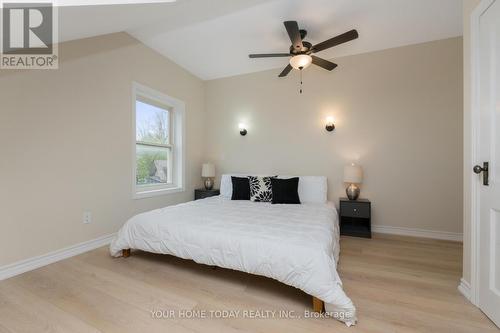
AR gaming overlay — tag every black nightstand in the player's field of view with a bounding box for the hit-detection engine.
[194,188,220,200]
[339,198,371,238]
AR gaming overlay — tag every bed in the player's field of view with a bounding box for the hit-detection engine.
[110,175,356,326]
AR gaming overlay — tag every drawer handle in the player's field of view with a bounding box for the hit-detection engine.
[353,208,357,212]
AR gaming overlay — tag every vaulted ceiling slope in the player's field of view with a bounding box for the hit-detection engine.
[59,0,463,80]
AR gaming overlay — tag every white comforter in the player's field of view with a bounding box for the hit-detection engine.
[110,196,356,325]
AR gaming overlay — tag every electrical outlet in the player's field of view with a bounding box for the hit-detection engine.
[83,211,92,224]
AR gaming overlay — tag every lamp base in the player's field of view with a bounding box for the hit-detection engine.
[346,184,360,200]
[204,178,214,190]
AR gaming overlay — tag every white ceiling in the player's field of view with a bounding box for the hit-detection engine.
[58,0,463,80]
[58,0,269,43]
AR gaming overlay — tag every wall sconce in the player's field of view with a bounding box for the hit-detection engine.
[239,123,247,136]
[325,117,335,132]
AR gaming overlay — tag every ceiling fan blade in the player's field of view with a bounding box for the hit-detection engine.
[278,64,293,77]
[312,29,358,53]
[311,55,338,71]
[249,53,290,58]
[284,21,303,50]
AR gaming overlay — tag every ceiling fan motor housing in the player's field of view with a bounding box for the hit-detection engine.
[290,40,312,55]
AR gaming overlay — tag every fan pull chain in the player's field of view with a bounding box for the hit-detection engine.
[300,68,303,94]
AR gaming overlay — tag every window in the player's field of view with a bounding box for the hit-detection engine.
[133,83,185,199]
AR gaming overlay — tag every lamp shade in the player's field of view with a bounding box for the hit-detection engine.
[202,163,215,178]
[344,164,363,183]
[289,54,312,69]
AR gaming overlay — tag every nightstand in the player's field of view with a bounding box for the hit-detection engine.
[194,188,220,200]
[339,198,371,238]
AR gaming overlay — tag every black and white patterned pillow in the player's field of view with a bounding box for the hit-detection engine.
[248,176,275,202]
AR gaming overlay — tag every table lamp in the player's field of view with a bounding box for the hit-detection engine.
[344,163,363,200]
[202,163,215,190]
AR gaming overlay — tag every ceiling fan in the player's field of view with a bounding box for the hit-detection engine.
[249,21,359,77]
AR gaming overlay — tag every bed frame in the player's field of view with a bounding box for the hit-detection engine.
[121,249,324,313]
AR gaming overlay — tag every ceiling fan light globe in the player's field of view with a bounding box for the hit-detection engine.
[289,54,312,70]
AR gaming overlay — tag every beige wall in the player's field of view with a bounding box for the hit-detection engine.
[462,0,481,286]
[0,33,205,266]
[204,38,463,234]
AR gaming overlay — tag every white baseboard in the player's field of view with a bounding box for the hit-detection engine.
[0,233,116,281]
[458,278,471,300]
[372,225,463,242]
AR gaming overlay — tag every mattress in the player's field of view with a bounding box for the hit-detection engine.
[110,196,356,325]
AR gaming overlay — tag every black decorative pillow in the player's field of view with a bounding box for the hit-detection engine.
[231,176,251,200]
[270,177,301,204]
[248,176,275,202]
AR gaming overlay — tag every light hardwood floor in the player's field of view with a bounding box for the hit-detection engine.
[0,234,497,333]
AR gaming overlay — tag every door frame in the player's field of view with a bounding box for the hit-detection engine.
[468,0,496,307]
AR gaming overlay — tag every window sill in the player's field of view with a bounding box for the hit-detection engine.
[134,186,184,200]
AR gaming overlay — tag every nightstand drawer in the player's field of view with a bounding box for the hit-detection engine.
[341,201,370,218]
[195,189,220,200]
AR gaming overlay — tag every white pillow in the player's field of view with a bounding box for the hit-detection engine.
[220,174,327,203]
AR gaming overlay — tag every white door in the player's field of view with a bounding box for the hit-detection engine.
[477,0,500,327]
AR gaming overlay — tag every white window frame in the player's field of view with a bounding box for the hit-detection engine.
[132,82,185,199]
